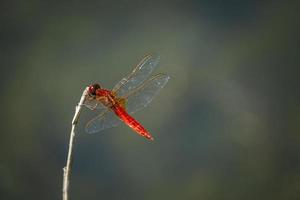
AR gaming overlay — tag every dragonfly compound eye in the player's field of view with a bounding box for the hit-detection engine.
[88,83,101,96]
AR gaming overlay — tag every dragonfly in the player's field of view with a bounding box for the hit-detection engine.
[84,53,170,140]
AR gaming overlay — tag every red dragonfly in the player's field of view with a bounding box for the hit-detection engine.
[84,54,169,140]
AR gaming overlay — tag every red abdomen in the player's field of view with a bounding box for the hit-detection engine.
[112,106,153,140]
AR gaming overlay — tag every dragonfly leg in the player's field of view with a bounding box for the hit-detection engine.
[90,103,98,110]
[83,103,98,110]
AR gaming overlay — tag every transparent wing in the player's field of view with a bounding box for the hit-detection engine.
[85,109,122,134]
[83,96,107,111]
[124,73,170,114]
[112,53,160,97]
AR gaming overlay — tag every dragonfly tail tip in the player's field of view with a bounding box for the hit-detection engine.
[148,136,154,141]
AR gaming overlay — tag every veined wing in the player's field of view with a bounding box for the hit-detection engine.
[112,53,160,97]
[83,96,107,111]
[124,73,170,114]
[85,109,122,134]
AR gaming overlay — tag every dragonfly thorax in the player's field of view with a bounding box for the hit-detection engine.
[95,89,116,108]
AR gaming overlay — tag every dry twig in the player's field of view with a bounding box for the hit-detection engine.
[63,87,89,200]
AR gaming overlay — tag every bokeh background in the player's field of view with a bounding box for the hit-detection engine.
[1,1,300,199]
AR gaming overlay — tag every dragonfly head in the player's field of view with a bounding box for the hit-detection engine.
[88,83,101,97]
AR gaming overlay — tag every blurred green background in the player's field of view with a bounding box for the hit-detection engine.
[1,1,300,199]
